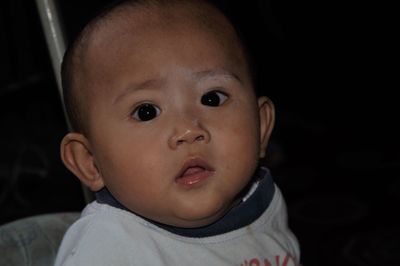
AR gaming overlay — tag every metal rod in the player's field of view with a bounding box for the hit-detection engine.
[35,0,94,204]
[35,0,66,102]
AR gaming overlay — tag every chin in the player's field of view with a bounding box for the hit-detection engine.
[172,216,220,229]
[172,200,231,228]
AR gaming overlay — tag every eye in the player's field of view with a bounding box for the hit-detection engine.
[132,103,161,121]
[201,90,229,107]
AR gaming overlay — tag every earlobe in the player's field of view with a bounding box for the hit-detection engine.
[60,133,104,191]
[258,97,275,158]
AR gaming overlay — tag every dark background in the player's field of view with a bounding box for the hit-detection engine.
[0,0,398,265]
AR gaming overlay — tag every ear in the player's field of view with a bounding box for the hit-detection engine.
[258,96,275,158]
[60,133,104,191]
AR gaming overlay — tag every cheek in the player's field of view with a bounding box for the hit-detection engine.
[97,133,165,176]
[212,105,261,165]
[90,122,151,174]
[219,102,260,145]
[92,132,168,208]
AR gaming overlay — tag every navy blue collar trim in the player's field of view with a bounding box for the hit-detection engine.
[96,167,275,238]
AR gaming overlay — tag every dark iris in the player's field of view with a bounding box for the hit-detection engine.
[135,103,158,121]
[201,91,224,107]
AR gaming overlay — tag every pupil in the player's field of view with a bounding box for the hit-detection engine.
[201,92,220,106]
[138,104,157,121]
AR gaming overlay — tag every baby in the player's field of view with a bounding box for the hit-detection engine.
[55,0,300,265]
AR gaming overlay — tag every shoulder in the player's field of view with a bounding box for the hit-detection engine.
[54,202,152,266]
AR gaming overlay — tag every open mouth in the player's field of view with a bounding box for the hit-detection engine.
[181,166,206,177]
[175,158,214,186]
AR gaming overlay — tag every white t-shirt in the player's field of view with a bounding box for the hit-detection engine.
[55,168,300,266]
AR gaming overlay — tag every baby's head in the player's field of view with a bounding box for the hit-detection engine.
[61,0,275,228]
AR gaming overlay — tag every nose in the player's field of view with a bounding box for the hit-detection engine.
[168,119,210,149]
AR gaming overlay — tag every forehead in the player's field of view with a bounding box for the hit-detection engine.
[77,1,248,95]
[89,3,242,56]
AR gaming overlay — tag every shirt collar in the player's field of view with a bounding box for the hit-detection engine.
[96,167,275,238]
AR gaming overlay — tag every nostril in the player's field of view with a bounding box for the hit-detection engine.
[195,135,205,142]
[175,134,205,146]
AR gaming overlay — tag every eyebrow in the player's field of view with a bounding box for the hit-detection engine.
[113,78,164,105]
[113,69,243,105]
[192,69,243,85]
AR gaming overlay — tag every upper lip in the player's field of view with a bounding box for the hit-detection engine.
[175,157,214,180]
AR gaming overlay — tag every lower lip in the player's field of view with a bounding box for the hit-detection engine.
[175,169,213,187]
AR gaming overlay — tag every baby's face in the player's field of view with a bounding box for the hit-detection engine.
[79,11,269,227]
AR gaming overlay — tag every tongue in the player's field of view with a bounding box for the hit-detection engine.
[182,166,204,177]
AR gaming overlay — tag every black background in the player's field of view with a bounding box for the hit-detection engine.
[0,1,398,265]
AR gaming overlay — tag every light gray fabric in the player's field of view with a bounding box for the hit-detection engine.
[55,186,300,266]
[0,212,80,266]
